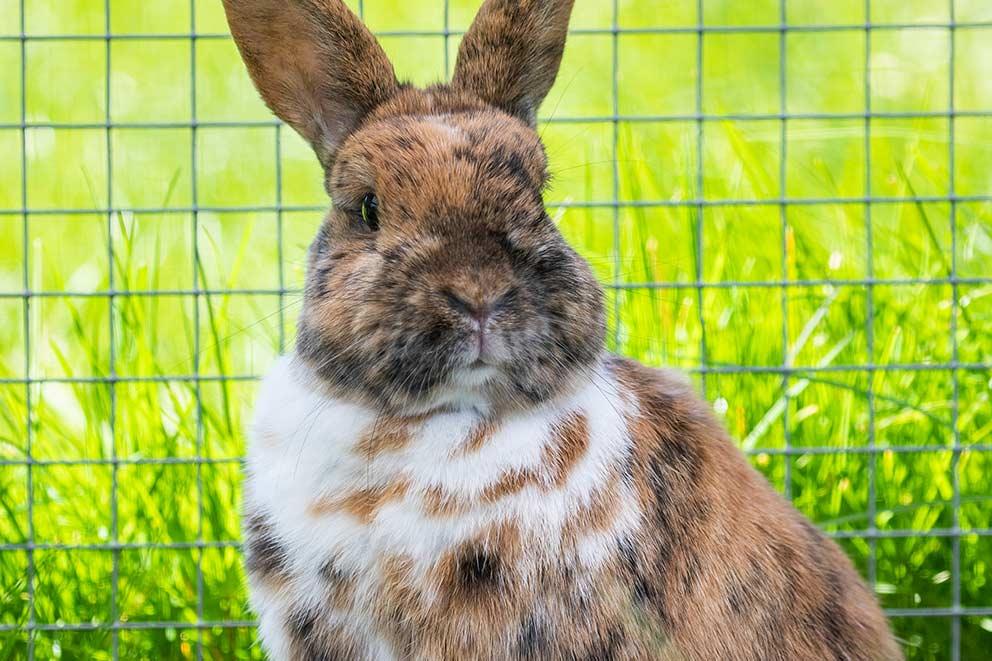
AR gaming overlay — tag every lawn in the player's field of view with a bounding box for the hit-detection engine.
[0,0,991,659]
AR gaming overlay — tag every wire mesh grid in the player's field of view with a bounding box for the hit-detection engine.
[1,0,990,659]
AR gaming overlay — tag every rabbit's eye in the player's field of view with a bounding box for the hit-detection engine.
[360,193,380,232]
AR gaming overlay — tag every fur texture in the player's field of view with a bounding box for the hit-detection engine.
[222,0,902,658]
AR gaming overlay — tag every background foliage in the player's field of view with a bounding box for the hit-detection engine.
[0,0,991,659]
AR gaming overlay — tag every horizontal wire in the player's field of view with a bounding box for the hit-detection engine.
[6,607,992,634]
[0,288,300,298]
[2,527,991,554]
[0,457,242,467]
[885,607,992,618]
[0,374,259,384]
[1,275,990,299]
[1,361,989,386]
[1,444,989,469]
[0,620,257,633]
[612,276,992,289]
[5,109,992,131]
[829,528,992,540]
[2,21,991,42]
[3,194,991,217]
[749,444,992,457]
[0,540,241,552]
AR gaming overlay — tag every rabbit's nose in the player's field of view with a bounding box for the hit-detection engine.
[441,288,515,327]
[442,289,493,327]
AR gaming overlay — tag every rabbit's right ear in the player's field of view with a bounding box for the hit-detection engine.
[222,0,399,170]
[453,0,575,128]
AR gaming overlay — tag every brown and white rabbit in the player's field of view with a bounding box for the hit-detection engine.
[222,0,902,659]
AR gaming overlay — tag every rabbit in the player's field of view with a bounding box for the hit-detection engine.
[222,0,903,659]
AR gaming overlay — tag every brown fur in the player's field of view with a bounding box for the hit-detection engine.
[544,411,590,487]
[309,480,410,523]
[436,411,591,506]
[354,417,417,459]
[223,2,605,417]
[565,471,623,539]
[243,511,290,587]
[222,0,399,168]
[452,0,575,126]
[226,0,902,658]
[253,358,903,660]
[422,485,470,519]
[611,357,901,660]
[454,419,500,456]
[294,98,607,415]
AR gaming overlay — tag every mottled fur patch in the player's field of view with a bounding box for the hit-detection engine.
[608,356,900,660]
[354,417,418,459]
[454,418,500,456]
[421,484,469,518]
[308,480,410,523]
[438,411,590,507]
[243,511,289,583]
[545,411,590,487]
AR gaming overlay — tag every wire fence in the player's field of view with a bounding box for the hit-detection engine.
[1,0,990,659]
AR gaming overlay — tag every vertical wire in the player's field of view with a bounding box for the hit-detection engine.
[694,0,708,398]
[273,0,286,352]
[948,1,962,658]
[104,1,119,658]
[443,0,451,77]
[611,0,621,351]
[864,0,878,591]
[779,0,792,499]
[275,125,285,353]
[18,0,34,656]
[190,1,204,657]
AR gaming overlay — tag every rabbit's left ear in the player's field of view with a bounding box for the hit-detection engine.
[452,0,575,127]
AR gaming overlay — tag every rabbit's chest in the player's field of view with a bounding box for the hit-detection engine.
[243,358,641,658]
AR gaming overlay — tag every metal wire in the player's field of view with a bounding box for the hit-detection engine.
[17,0,35,657]
[103,1,120,658]
[5,2,989,659]
[3,192,992,219]
[864,0,880,598]
[778,0,792,501]
[947,2,963,657]
[189,1,206,657]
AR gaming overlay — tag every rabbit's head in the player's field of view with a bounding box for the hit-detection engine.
[224,0,604,414]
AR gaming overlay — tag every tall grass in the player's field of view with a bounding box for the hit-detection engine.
[1,0,991,659]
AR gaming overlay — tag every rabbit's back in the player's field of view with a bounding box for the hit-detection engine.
[245,356,899,660]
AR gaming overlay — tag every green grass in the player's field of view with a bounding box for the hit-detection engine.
[1,0,991,659]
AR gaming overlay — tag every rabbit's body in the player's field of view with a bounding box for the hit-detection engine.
[222,0,901,658]
[246,355,898,660]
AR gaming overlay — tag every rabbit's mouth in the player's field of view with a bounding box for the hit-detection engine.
[455,362,499,385]
[456,343,504,379]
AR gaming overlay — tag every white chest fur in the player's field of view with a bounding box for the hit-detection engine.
[245,356,639,658]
